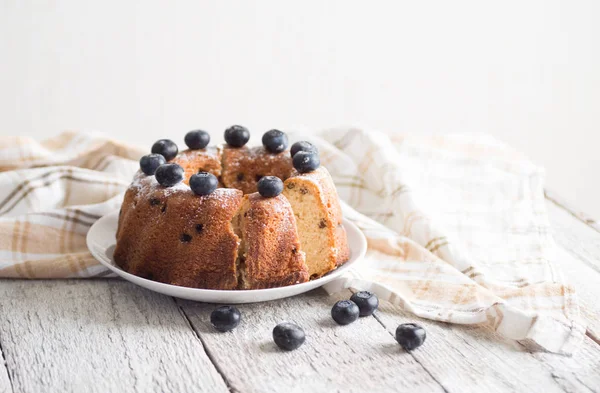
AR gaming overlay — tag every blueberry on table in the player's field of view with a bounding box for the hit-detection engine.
[224,125,250,147]
[190,172,218,196]
[139,154,166,176]
[273,322,306,351]
[395,323,426,350]
[262,129,288,153]
[350,291,379,317]
[154,163,184,187]
[293,151,320,173]
[151,139,179,161]
[210,305,241,332]
[331,300,359,325]
[290,141,318,158]
[257,176,283,198]
[185,130,210,150]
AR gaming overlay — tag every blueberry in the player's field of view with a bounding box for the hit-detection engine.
[224,125,250,147]
[257,176,283,198]
[139,154,166,176]
[331,300,359,325]
[395,323,426,350]
[262,129,288,153]
[151,139,178,161]
[185,130,210,150]
[350,291,379,317]
[154,163,184,187]
[292,151,320,173]
[290,141,318,158]
[210,305,241,332]
[190,172,218,196]
[273,322,305,351]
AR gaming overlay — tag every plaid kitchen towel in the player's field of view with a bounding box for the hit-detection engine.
[0,129,584,354]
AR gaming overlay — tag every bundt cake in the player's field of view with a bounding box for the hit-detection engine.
[114,127,350,290]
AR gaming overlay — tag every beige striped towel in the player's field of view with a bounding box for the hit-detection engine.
[0,129,584,354]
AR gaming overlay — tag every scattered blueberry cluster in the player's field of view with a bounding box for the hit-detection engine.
[138,126,322,198]
[209,292,426,352]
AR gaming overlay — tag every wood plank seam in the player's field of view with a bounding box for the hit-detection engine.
[369,310,450,393]
[346,288,450,393]
[0,335,15,393]
[174,298,236,393]
[545,190,600,234]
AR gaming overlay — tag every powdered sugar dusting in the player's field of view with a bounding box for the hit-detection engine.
[292,166,328,182]
[176,145,221,161]
[130,171,191,197]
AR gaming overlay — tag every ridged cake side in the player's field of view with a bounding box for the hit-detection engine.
[114,173,243,290]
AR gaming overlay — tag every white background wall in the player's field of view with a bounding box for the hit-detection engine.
[1,0,599,217]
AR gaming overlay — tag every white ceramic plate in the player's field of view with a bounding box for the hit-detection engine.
[86,210,367,303]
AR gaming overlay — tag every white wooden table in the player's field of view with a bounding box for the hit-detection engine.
[1,194,599,393]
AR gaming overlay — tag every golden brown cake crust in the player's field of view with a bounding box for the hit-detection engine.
[221,146,294,194]
[114,173,243,290]
[236,193,309,289]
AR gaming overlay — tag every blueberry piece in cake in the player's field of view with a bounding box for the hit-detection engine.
[273,322,305,350]
[292,151,320,173]
[224,125,250,147]
[290,141,318,158]
[262,129,288,153]
[210,305,241,332]
[139,154,166,176]
[257,176,284,198]
[395,323,426,350]
[155,163,184,187]
[350,291,379,317]
[190,172,218,196]
[184,130,210,150]
[151,139,179,161]
[331,300,359,325]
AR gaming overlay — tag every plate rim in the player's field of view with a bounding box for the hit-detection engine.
[86,209,367,299]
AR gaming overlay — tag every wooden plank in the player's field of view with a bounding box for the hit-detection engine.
[546,190,600,234]
[0,279,229,393]
[358,197,600,393]
[546,200,600,341]
[547,199,600,273]
[178,289,445,393]
[374,300,569,393]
